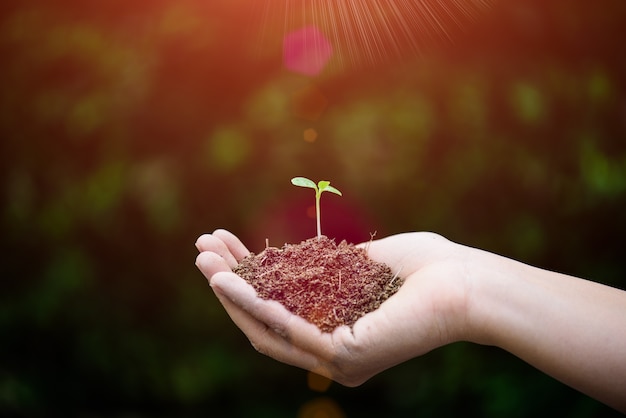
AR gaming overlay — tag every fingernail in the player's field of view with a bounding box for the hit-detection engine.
[195,253,207,270]
[209,280,226,298]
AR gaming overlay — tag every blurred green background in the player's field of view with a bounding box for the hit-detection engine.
[1,0,625,416]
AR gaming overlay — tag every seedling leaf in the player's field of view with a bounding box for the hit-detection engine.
[323,185,342,196]
[291,177,317,189]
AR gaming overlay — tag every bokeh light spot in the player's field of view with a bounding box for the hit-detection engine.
[130,160,182,233]
[307,372,332,392]
[246,84,290,129]
[283,25,333,76]
[304,128,318,143]
[66,95,106,139]
[306,204,316,220]
[298,397,345,418]
[579,139,626,196]
[207,127,251,172]
[588,71,612,104]
[291,84,329,121]
[510,82,546,124]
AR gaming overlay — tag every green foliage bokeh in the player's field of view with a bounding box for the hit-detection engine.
[1,0,625,416]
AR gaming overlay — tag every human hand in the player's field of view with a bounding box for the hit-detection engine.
[195,229,470,386]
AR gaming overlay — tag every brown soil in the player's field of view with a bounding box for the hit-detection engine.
[233,236,403,333]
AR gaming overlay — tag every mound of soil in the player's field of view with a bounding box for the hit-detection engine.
[233,236,403,333]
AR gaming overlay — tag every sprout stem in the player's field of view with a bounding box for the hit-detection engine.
[316,192,322,239]
[291,177,342,240]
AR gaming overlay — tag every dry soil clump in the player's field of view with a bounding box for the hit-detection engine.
[234,236,403,333]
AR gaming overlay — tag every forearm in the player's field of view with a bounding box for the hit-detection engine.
[465,247,626,412]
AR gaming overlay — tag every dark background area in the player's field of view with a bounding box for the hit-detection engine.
[1,0,625,416]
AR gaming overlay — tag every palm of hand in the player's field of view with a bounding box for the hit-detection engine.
[196,230,467,386]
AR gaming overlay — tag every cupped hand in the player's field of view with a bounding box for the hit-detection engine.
[195,229,470,386]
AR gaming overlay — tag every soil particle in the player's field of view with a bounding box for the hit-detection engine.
[233,236,403,333]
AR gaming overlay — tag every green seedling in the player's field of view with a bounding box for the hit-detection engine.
[291,177,342,239]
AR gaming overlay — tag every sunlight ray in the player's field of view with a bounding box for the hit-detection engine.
[259,0,495,69]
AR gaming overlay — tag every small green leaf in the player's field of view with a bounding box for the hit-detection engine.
[291,177,317,190]
[324,185,342,196]
[318,181,342,196]
[317,181,331,190]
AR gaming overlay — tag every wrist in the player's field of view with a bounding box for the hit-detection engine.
[461,245,541,348]
[418,240,484,348]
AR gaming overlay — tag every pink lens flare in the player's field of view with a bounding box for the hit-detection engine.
[283,25,333,76]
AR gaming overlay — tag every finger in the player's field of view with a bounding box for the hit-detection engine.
[210,271,295,335]
[359,233,435,275]
[196,251,232,280]
[195,233,240,267]
[356,234,406,269]
[211,271,338,363]
[211,272,356,383]
[212,229,251,262]
[210,272,321,371]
